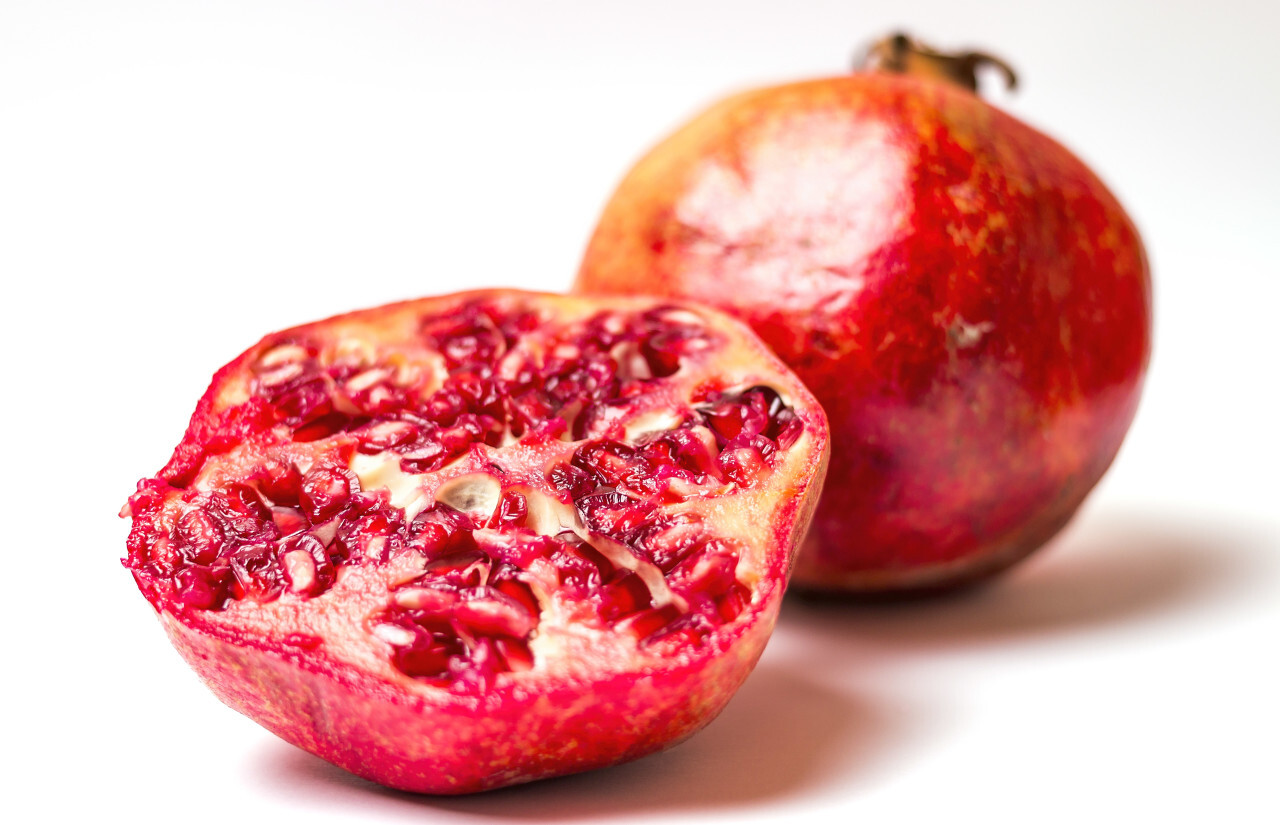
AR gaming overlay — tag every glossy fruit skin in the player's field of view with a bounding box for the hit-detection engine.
[122,290,829,793]
[576,73,1151,594]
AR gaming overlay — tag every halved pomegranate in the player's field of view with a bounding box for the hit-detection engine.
[122,290,828,794]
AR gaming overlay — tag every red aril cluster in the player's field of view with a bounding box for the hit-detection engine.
[122,290,827,793]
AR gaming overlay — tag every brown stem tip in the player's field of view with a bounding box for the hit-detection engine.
[857,32,1018,94]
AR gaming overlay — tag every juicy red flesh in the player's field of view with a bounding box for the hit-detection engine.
[125,299,805,687]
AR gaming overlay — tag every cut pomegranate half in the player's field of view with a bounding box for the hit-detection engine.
[122,290,828,794]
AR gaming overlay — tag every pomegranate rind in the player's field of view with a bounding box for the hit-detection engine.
[123,289,827,793]
[576,73,1150,595]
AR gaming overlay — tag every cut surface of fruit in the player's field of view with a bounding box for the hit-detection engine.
[122,289,827,794]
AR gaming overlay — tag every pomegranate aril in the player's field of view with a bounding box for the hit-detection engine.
[573,398,634,440]
[172,565,232,611]
[394,585,460,611]
[357,419,420,452]
[716,583,752,622]
[343,366,393,394]
[271,377,333,425]
[452,377,506,419]
[624,603,683,640]
[547,461,597,501]
[671,549,741,600]
[394,636,462,680]
[409,504,479,557]
[255,461,303,506]
[639,335,682,378]
[280,534,334,596]
[423,551,489,587]
[486,490,528,529]
[454,594,537,639]
[548,540,614,590]
[644,611,716,648]
[491,575,540,618]
[293,412,356,442]
[255,342,313,370]
[399,440,448,474]
[256,360,308,390]
[772,409,803,450]
[642,427,718,481]
[336,502,406,563]
[229,543,284,602]
[300,467,354,522]
[422,308,506,370]
[207,483,275,538]
[572,440,652,492]
[716,434,777,487]
[599,572,654,620]
[173,509,224,564]
[271,506,308,537]
[632,518,706,572]
[576,490,655,537]
[493,638,535,672]
[704,401,763,442]
[507,391,557,438]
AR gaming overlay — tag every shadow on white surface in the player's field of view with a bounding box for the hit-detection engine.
[778,509,1273,657]
[249,509,1272,815]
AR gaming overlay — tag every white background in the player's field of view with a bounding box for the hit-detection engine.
[3,1,1277,822]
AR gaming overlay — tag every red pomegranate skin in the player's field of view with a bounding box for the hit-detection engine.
[576,73,1151,593]
[123,290,828,792]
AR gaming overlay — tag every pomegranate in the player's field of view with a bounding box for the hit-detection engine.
[576,34,1151,594]
[121,290,827,793]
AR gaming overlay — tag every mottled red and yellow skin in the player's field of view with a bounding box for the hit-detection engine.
[577,73,1151,593]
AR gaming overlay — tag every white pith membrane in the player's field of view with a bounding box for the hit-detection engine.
[125,294,821,693]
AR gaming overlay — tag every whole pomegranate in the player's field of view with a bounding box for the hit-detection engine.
[122,290,827,793]
[576,34,1151,595]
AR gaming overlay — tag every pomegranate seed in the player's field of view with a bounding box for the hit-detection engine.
[493,638,535,672]
[229,543,284,602]
[357,419,420,452]
[172,565,232,611]
[270,506,308,537]
[546,462,597,500]
[624,603,683,640]
[208,484,276,540]
[394,585,460,611]
[632,518,705,572]
[173,509,224,564]
[772,409,803,450]
[254,460,303,506]
[716,583,752,622]
[576,490,655,537]
[716,434,776,487]
[271,377,333,425]
[491,576,540,618]
[422,551,489,587]
[599,572,653,620]
[486,490,528,529]
[671,550,740,600]
[548,540,613,590]
[280,534,333,596]
[394,635,461,679]
[293,412,355,442]
[454,594,537,639]
[300,467,354,522]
